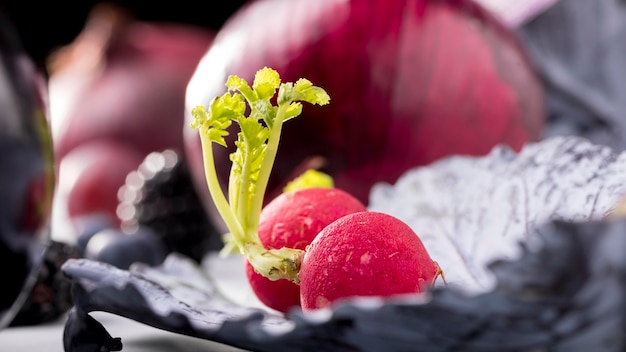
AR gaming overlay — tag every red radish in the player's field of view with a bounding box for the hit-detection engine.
[189,67,440,315]
[299,211,441,311]
[244,187,367,313]
[244,262,300,313]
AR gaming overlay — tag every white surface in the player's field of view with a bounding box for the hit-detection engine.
[0,312,248,352]
[204,252,277,313]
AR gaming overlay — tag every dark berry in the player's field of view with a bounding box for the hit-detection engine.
[117,149,221,262]
[84,227,167,270]
[73,212,117,256]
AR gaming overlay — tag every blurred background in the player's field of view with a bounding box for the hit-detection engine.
[1,1,248,71]
[0,0,250,330]
[2,0,626,349]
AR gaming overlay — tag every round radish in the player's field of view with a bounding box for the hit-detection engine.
[244,260,301,314]
[244,187,367,313]
[299,211,441,311]
[187,67,442,314]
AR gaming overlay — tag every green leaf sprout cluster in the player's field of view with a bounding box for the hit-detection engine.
[191,67,330,283]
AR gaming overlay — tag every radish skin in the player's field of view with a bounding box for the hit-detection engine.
[245,187,367,312]
[299,211,441,310]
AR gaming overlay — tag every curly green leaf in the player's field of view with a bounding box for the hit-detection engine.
[192,66,329,282]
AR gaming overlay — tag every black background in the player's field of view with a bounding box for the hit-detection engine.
[1,1,249,68]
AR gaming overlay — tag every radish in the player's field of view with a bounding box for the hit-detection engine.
[190,67,330,283]
[299,211,441,310]
[245,186,367,313]
[190,67,441,313]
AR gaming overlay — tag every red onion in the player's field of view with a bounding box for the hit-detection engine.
[184,0,545,228]
[50,4,215,160]
[48,4,215,224]
[60,139,145,222]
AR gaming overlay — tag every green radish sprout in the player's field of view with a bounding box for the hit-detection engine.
[190,67,330,283]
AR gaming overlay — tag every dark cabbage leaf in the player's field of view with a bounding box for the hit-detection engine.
[518,0,626,152]
[61,136,626,351]
[368,136,626,294]
[61,219,626,352]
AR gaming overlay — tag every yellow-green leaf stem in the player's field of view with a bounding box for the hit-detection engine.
[191,67,329,283]
[198,127,245,245]
[247,103,287,230]
[244,243,303,283]
[284,169,334,193]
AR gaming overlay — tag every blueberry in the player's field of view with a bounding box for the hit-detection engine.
[84,227,167,270]
[73,213,117,256]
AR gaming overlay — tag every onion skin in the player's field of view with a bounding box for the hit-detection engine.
[60,140,145,223]
[184,0,545,230]
[48,4,214,224]
[50,4,215,160]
